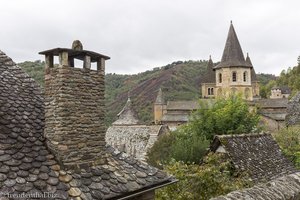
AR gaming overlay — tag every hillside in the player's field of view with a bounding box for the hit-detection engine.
[18,60,276,126]
[105,60,208,125]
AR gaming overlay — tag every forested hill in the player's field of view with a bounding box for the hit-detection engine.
[18,60,276,126]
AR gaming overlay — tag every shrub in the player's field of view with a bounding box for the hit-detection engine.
[274,126,300,169]
[156,153,253,200]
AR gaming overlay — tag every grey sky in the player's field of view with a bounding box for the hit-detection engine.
[0,0,299,75]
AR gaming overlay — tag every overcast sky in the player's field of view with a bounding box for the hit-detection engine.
[1,0,299,75]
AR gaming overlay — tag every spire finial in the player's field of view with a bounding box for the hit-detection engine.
[247,52,249,57]
[209,55,211,60]
[230,20,232,24]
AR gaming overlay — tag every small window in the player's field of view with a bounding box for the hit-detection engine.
[232,72,237,82]
[219,73,222,83]
[243,71,247,82]
[208,88,214,96]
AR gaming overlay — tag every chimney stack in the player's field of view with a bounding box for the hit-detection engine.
[39,41,110,170]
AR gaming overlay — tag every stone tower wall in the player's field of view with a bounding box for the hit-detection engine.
[215,67,253,100]
[44,65,105,169]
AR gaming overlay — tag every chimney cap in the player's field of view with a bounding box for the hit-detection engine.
[39,42,110,62]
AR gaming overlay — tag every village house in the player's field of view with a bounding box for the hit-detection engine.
[270,86,291,99]
[211,96,300,200]
[0,42,176,199]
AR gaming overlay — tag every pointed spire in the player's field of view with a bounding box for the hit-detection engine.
[155,88,165,104]
[202,55,216,83]
[208,55,214,69]
[113,96,139,125]
[214,22,251,69]
[245,52,253,66]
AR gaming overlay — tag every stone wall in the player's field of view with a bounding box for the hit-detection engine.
[211,172,300,200]
[286,92,300,126]
[215,67,253,100]
[44,65,105,169]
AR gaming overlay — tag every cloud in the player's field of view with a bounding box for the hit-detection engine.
[0,0,299,75]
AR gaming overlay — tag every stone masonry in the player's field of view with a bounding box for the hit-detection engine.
[44,55,106,170]
[286,92,300,126]
[211,172,300,200]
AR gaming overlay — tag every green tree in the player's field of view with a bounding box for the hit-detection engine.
[148,96,260,165]
[188,96,260,140]
[156,153,253,200]
[274,126,300,169]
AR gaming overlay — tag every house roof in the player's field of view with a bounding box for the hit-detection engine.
[286,92,300,126]
[113,97,139,125]
[214,22,252,69]
[161,114,189,123]
[201,56,216,84]
[0,50,175,199]
[211,133,297,182]
[271,86,291,94]
[106,125,167,160]
[252,98,288,108]
[211,172,300,200]
[166,101,199,111]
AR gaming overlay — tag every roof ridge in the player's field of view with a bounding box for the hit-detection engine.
[215,132,269,139]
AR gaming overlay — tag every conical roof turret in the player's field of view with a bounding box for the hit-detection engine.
[113,96,139,125]
[202,55,216,83]
[246,53,257,82]
[214,22,252,69]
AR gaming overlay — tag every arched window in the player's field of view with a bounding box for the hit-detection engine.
[208,88,214,96]
[232,71,237,82]
[219,73,222,83]
[243,71,247,82]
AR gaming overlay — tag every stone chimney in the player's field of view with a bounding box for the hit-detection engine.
[39,41,110,170]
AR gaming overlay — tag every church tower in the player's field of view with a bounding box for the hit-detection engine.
[201,55,216,98]
[214,22,257,100]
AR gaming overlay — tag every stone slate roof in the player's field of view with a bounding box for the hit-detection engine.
[166,101,199,111]
[0,50,175,199]
[271,85,291,94]
[161,114,189,123]
[252,98,288,108]
[113,97,139,125]
[211,172,300,200]
[106,125,167,161]
[286,92,300,126]
[211,133,297,182]
[214,23,252,69]
[201,56,216,83]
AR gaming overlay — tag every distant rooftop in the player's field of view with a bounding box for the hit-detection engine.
[211,133,297,182]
